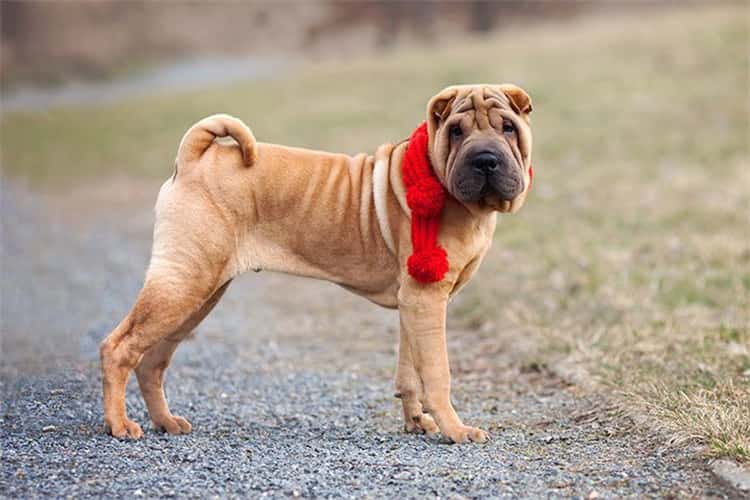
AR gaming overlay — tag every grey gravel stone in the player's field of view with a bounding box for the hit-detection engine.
[711,460,750,496]
[0,181,733,498]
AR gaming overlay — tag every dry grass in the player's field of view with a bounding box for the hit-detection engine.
[2,5,748,460]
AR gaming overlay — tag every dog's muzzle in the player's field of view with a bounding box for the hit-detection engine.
[454,149,523,202]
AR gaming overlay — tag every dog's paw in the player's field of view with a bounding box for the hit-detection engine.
[153,415,192,435]
[441,424,489,444]
[405,413,440,435]
[107,418,144,439]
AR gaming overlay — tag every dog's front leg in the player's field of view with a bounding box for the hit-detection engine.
[395,323,440,435]
[397,283,488,444]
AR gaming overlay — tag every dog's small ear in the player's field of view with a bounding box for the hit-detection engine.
[426,87,458,140]
[429,93,456,121]
[498,84,532,116]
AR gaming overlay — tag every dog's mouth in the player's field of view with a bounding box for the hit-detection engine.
[479,195,514,212]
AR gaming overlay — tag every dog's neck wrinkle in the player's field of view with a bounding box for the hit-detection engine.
[370,141,407,257]
[387,141,411,218]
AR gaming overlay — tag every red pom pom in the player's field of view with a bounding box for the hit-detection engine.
[406,177,445,218]
[407,246,449,283]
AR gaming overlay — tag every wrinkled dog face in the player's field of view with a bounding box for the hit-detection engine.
[427,84,533,213]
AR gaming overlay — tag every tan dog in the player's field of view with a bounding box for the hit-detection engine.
[100,84,533,443]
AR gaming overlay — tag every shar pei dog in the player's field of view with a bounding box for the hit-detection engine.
[100,84,534,443]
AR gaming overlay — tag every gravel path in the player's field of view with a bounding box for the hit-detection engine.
[1,180,732,498]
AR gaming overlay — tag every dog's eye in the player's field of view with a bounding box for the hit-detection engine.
[449,125,463,139]
[502,120,515,135]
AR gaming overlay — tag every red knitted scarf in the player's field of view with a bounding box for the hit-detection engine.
[401,121,533,284]
[402,122,449,283]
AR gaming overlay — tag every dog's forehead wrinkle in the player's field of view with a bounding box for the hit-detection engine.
[448,90,511,129]
[471,87,485,109]
[484,87,510,105]
[453,97,473,114]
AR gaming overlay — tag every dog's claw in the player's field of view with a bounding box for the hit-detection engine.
[108,418,144,439]
[154,415,193,435]
[405,413,439,435]
[443,425,489,444]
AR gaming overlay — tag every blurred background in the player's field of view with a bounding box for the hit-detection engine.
[1,1,616,89]
[1,1,748,463]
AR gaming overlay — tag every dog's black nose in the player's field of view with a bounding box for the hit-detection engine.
[472,152,501,173]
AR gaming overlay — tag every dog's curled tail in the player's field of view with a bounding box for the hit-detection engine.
[176,114,257,169]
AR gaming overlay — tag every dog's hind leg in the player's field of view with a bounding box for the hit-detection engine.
[100,265,227,439]
[134,281,231,435]
[99,173,242,438]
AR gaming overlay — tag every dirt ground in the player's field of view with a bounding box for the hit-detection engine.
[1,178,736,497]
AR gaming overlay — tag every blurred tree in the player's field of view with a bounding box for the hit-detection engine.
[470,1,497,33]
